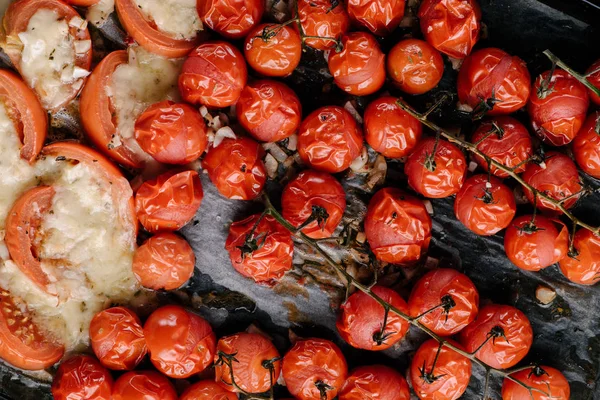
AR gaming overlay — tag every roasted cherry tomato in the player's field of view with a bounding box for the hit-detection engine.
[297,106,364,173]
[339,365,410,400]
[418,0,481,59]
[405,137,467,198]
[282,338,348,400]
[559,229,600,285]
[180,380,238,400]
[112,371,177,400]
[364,96,422,158]
[133,233,195,290]
[454,174,516,236]
[337,285,410,351]
[143,305,216,379]
[198,0,263,40]
[203,137,267,200]
[225,214,294,283]
[179,42,248,108]
[52,355,113,400]
[502,366,570,400]
[215,332,281,394]
[585,58,600,105]
[387,39,444,95]
[573,112,600,179]
[327,32,386,96]
[244,24,302,77]
[295,0,350,50]
[459,304,533,369]
[471,117,533,177]
[408,269,479,336]
[409,339,472,400]
[365,187,432,265]
[281,170,346,239]
[528,69,589,146]
[236,80,302,142]
[90,307,147,371]
[346,0,405,36]
[135,170,203,233]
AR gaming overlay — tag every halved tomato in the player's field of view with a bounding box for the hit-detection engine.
[64,0,99,5]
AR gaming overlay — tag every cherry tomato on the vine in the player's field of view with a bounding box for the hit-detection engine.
[502,366,570,400]
[51,355,113,400]
[244,23,302,77]
[339,365,410,400]
[197,0,263,40]
[180,380,238,400]
[387,39,444,95]
[585,58,600,105]
[573,112,600,179]
[346,0,405,36]
[559,229,600,285]
[112,371,177,400]
[295,0,350,50]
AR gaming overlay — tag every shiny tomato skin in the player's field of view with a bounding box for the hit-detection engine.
[418,0,481,59]
[225,214,294,283]
[295,0,350,50]
[387,39,444,95]
[202,137,267,200]
[244,24,302,77]
[347,0,405,36]
[336,285,410,351]
[365,96,422,158]
[90,307,147,371]
[454,174,516,236]
[559,229,600,285]
[52,355,113,400]
[282,338,348,400]
[528,69,589,146]
[281,170,346,239]
[364,187,432,265]
[459,304,533,369]
[132,232,195,290]
[408,269,479,336]
[501,366,570,400]
[339,365,410,400]
[236,80,302,142]
[328,32,386,96]
[198,0,263,40]
[180,380,238,400]
[179,42,248,108]
[297,106,364,173]
[112,371,177,400]
[405,137,467,198]
[143,305,216,378]
[585,59,600,105]
[573,112,600,179]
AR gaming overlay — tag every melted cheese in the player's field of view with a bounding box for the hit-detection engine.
[134,0,202,40]
[86,0,115,27]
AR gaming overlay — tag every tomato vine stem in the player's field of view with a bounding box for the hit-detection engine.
[543,50,600,98]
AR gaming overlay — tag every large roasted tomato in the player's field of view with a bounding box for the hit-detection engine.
[337,286,410,351]
[387,39,444,95]
[143,305,216,378]
[502,366,570,400]
[197,0,263,39]
[339,365,410,400]
[346,0,405,36]
[585,58,600,105]
[408,269,479,336]
[180,381,238,400]
[295,0,350,50]
[364,187,432,265]
[112,371,177,400]
[573,112,600,179]
[244,23,302,78]
[459,304,533,369]
[559,229,600,285]
[51,355,113,400]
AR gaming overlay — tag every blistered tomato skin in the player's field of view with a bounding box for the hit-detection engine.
[502,366,570,400]
[585,59,600,105]
[559,229,600,285]
[346,0,405,36]
[337,286,410,351]
[112,371,177,400]
[365,188,432,265]
[52,355,113,400]
[202,137,267,200]
[244,24,302,77]
[387,39,444,95]
[198,0,263,39]
[408,269,479,336]
[180,380,238,400]
[573,112,600,179]
[339,365,410,400]
[295,0,350,50]
[297,106,364,173]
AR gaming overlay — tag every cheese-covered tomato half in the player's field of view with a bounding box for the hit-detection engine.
[112,371,177,400]
[0,0,92,111]
[502,366,570,400]
[573,112,600,179]
[51,355,113,400]
[295,0,350,50]
[585,58,600,106]
[339,365,410,400]
[179,41,247,108]
[180,381,238,400]
[347,0,405,36]
[387,39,444,95]
[203,137,267,200]
[244,23,302,78]
[365,188,432,265]
[559,229,600,285]
[198,0,263,39]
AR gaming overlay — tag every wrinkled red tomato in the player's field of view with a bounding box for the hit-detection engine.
[387,39,444,95]
[180,380,238,400]
[585,58,600,105]
[559,229,600,285]
[297,106,364,173]
[225,214,294,283]
[339,365,410,400]
[90,307,147,371]
[52,355,113,400]
[408,269,479,336]
[202,137,267,200]
[459,304,533,369]
[502,366,570,400]
[197,0,263,39]
[295,0,350,50]
[573,112,600,179]
[244,24,302,77]
[112,371,177,400]
[364,187,432,264]
[337,285,410,351]
[143,305,216,378]
[346,0,405,36]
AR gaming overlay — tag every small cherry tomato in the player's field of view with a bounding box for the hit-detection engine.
[180,380,238,400]
[471,116,533,177]
[573,112,600,179]
[337,285,410,351]
[502,366,570,400]
[52,355,113,400]
[387,39,444,95]
[559,229,600,285]
[244,24,302,77]
[327,32,386,96]
[236,80,302,142]
[225,214,294,283]
[282,338,348,400]
[528,69,589,146]
[339,365,410,400]
[364,187,432,264]
[459,304,533,369]
[132,233,195,290]
[408,269,479,336]
[143,305,216,378]
[297,106,364,173]
[112,371,177,400]
[90,307,147,371]
[346,0,405,36]
[215,332,281,394]
[295,0,350,50]
[281,170,346,239]
[409,339,472,400]
[179,42,248,108]
[198,0,263,39]
[202,137,267,200]
[454,174,516,236]
[135,170,203,233]
[585,58,600,106]
[364,96,423,158]
[405,137,467,198]
[418,0,481,59]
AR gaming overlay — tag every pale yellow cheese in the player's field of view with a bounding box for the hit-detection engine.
[134,0,202,40]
